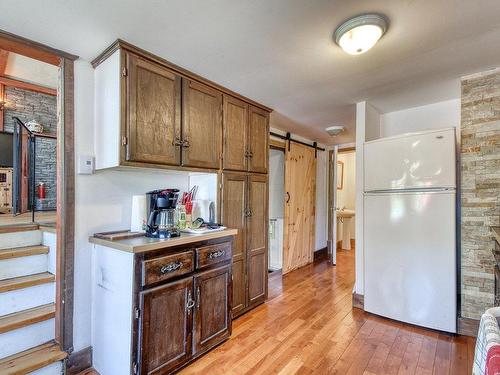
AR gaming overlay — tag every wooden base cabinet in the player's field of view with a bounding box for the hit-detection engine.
[222,172,268,318]
[91,237,233,375]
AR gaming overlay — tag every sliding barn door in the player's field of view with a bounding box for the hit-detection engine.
[283,142,317,274]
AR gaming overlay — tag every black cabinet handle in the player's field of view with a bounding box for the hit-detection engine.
[286,192,290,203]
[160,261,183,274]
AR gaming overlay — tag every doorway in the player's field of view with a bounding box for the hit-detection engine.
[0,30,76,354]
[328,147,356,266]
[268,147,285,273]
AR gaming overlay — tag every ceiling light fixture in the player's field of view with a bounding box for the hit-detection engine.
[325,125,345,137]
[334,14,388,55]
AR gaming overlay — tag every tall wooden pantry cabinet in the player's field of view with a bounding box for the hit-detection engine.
[222,94,269,318]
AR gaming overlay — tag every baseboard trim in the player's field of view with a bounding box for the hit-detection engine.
[352,292,364,310]
[457,316,480,337]
[314,247,328,262]
[65,346,92,375]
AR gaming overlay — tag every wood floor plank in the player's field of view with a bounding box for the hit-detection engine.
[179,249,474,375]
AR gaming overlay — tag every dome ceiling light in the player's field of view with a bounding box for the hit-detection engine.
[325,125,345,137]
[334,14,388,55]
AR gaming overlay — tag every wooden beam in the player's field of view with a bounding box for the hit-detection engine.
[0,50,8,75]
[56,57,75,354]
[0,83,4,131]
[0,29,78,66]
[0,76,56,96]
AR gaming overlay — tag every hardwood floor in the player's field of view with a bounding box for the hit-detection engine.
[180,249,475,375]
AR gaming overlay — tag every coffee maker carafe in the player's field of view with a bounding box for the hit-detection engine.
[145,189,180,239]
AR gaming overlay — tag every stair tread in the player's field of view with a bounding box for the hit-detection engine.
[0,245,49,260]
[0,342,67,374]
[0,272,55,293]
[0,304,55,334]
[0,224,39,234]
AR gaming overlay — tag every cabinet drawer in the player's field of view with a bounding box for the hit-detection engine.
[142,250,194,287]
[195,242,232,270]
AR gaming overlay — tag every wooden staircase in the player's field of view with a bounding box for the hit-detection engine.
[0,225,66,374]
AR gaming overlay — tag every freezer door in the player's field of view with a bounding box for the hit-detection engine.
[364,191,456,333]
[364,128,456,191]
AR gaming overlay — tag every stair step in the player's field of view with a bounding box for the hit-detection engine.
[0,231,43,251]
[0,246,49,261]
[0,224,39,234]
[0,273,55,294]
[0,342,67,375]
[0,304,55,334]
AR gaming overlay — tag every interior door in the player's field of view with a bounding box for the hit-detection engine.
[247,174,268,306]
[247,106,269,173]
[193,265,231,354]
[125,51,181,165]
[223,95,248,171]
[221,172,247,315]
[139,277,193,375]
[182,79,222,169]
[327,147,338,265]
[283,142,317,274]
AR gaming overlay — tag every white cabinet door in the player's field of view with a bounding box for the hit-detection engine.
[364,128,456,191]
[364,191,456,333]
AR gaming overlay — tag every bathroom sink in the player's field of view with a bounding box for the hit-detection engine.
[337,209,355,218]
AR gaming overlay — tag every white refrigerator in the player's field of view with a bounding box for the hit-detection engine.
[364,128,457,333]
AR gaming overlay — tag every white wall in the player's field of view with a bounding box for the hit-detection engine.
[269,149,284,219]
[73,60,200,351]
[337,151,355,210]
[380,99,460,137]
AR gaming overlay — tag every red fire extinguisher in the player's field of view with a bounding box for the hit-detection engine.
[38,182,46,199]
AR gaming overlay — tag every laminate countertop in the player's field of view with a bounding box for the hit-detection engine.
[493,227,500,244]
[89,228,238,253]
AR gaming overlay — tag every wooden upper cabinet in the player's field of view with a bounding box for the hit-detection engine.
[182,80,222,169]
[248,106,269,174]
[139,277,193,375]
[223,96,248,171]
[222,172,247,315]
[125,52,181,166]
[193,265,231,354]
[247,174,268,306]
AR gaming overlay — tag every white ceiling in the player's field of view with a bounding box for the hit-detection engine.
[1,0,500,145]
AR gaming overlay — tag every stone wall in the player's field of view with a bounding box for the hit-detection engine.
[461,69,500,319]
[3,86,57,210]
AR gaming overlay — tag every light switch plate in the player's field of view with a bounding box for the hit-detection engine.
[78,155,94,174]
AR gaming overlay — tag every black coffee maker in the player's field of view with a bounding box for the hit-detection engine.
[145,189,180,239]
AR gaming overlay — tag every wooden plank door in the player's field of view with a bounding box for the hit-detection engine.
[182,79,222,169]
[247,106,269,173]
[193,265,231,354]
[223,95,248,171]
[247,174,268,307]
[283,142,316,274]
[139,277,193,375]
[221,172,247,315]
[125,51,181,165]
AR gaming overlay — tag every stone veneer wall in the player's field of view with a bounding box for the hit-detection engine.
[3,86,57,210]
[461,69,500,319]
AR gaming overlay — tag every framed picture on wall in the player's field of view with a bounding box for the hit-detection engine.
[337,160,344,190]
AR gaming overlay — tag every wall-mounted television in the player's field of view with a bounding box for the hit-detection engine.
[0,131,14,168]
